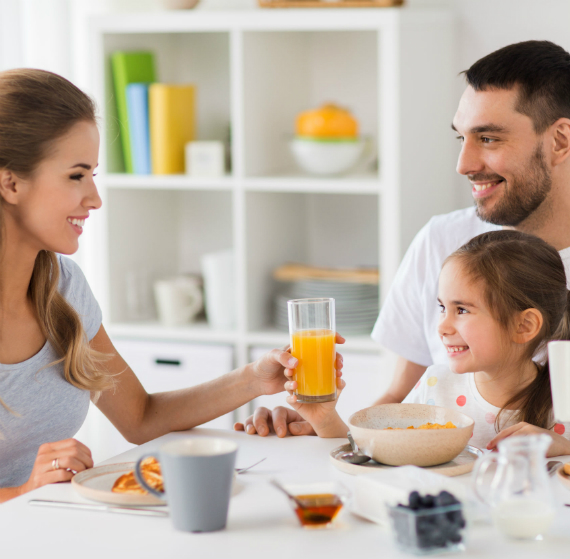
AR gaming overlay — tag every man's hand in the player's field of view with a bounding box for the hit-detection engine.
[487,422,570,457]
[234,407,317,437]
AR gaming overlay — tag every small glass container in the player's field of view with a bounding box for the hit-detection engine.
[282,481,349,529]
[388,502,467,555]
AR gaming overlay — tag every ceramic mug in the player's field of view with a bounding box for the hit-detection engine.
[134,438,238,533]
[153,276,203,327]
[547,341,570,422]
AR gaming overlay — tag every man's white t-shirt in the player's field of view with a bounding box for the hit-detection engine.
[403,364,570,451]
[372,206,570,366]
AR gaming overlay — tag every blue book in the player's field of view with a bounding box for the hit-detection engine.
[126,83,151,175]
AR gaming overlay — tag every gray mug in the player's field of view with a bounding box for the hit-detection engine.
[134,437,238,532]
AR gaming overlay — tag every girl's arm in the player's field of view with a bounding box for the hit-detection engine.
[487,422,570,457]
[90,325,299,445]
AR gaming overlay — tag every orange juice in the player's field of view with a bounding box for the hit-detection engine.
[291,329,336,403]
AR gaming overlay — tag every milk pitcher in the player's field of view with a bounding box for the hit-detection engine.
[472,434,554,540]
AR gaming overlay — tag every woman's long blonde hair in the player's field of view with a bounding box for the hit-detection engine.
[0,68,113,393]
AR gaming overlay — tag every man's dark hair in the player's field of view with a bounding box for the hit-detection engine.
[464,40,570,133]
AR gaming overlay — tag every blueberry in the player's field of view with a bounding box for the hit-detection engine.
[448,531,463,544]
[421,494,435,508]
[409,491,421,510]
[435,490,459,507]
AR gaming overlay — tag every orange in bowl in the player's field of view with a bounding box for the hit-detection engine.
[348,403,474,467]
[296,103,358,140]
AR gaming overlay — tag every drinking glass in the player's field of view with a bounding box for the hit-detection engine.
[287,298,336,404]
[547,341,570,422]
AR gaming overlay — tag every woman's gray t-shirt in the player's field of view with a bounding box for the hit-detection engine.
[0,255,102,488]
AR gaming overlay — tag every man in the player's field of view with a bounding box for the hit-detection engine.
[235,40,570,437]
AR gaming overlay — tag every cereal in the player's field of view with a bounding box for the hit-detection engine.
[385,421,456,430]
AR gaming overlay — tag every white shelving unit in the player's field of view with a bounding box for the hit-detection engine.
[83,8,457,417]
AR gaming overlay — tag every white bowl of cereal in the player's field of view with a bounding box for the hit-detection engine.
[348,403,474,467]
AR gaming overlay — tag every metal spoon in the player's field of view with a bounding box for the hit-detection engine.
[341,432,370,464]
[269,478,307,510]
[547,460,562,476]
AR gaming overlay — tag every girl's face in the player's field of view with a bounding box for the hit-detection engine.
[9,120,101,255]
[437,259,515,374]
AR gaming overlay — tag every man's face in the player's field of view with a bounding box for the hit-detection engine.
[452,86,552,227]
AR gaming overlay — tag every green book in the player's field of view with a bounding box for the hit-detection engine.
[111,51,156,173]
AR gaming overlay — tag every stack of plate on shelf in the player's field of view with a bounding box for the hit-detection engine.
[272,264,380,336]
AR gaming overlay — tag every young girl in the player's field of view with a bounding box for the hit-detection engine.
[0,68,344,501]
[276,230,570,455]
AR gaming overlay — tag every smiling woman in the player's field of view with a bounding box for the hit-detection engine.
[0,69,342,502]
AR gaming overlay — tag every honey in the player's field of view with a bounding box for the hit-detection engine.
[294,493,344,528]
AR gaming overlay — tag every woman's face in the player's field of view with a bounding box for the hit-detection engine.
[9,120,101,255]
[437,259,515,375]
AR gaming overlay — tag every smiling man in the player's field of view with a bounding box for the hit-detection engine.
[236,40,570,438]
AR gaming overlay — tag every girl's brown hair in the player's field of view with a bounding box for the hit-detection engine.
[446,230,569,430]
[0,68,113,394]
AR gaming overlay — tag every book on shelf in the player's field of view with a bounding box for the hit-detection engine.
[149,84,196,174]
[126,83,151,175]
[110,51,156,173]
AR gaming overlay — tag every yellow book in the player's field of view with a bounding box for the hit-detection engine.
[149,84,196,174]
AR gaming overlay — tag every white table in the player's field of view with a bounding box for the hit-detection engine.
[3,429,570,558]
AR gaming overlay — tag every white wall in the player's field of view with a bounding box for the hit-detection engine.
[4,0,568,211]
[451,0,570,208]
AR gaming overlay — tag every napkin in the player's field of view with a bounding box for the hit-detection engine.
[349,466,468,526]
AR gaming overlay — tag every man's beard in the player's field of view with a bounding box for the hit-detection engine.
[474,144,552,227]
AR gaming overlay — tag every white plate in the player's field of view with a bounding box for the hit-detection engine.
[72,462,165,506]
[72,462,241,506]
[330,444,483,477]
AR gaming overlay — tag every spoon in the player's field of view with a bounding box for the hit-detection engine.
[341,432,370,464]
[269,478,307,510]
[547,460,562,476]
[269,479,332,524]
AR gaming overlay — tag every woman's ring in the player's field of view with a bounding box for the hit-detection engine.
[52,458,60,471]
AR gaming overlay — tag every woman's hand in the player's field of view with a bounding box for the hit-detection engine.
[487,422,570,457]
[248,333,345,399]
[19,439,94,495]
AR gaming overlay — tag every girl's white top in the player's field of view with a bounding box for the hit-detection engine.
[403,364,570,451]
[0,256,101,488]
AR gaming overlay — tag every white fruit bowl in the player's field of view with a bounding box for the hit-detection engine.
[290,137,366,176]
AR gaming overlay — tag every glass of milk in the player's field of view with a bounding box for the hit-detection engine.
[472,434,555,540]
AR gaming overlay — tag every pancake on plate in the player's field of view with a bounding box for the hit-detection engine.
[112,457,164,494]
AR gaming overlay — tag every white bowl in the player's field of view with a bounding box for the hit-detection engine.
[290,138,365,176]
[348,403,475,467]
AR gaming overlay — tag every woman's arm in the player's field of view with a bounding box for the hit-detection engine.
[0,439,93,503]
[91,325,298,445]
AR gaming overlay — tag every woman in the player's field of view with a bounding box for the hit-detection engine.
[0,68,344,501]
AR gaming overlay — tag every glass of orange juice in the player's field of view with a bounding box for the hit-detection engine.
[287,298,336,404]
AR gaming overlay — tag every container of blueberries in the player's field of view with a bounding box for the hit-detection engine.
[387,490,467,555]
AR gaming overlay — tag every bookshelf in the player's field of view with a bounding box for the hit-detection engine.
[84,7,457,427]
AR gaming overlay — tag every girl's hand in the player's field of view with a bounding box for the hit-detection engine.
[487,422,570,457]
[284,371,347,438]
[19,439,94,495]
